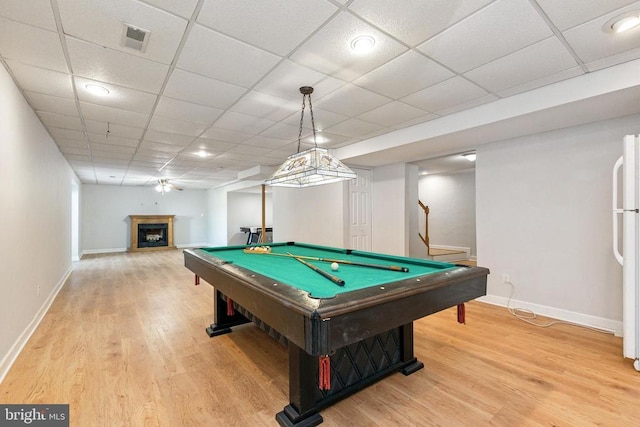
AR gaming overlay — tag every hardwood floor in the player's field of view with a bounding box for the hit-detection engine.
[1,250,638,426]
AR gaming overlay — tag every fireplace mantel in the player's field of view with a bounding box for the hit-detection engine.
[129,215,176,252]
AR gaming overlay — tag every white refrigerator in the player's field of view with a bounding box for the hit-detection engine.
[612,134,640,371]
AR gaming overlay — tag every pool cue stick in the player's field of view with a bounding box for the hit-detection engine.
[254,251,409,272]
[287,252,345,286]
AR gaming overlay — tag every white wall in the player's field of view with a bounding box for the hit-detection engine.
[418,170,477,256]
[207,187,227,247]
[477,114,640,331]
[82,184,208,252]
[0,64,79,381]
[372,163,417,256]
[272,182,347,247]
[227,191,273,245]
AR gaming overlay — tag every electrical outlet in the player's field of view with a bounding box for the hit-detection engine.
[503,274,510,284]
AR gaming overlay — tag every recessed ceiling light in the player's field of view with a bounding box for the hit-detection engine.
[350,35,376,53]
[85,84,110,96]
[195,150,209,158]
[603,12,640,33]
[462,152,476,162]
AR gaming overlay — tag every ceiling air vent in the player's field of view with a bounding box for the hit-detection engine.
[122,24,150,52]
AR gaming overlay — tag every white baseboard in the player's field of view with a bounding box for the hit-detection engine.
[478,295,622,336]
[81,248,126,257]
[176,243,209,249]
[81,244,210,257]
[0,266,72,384]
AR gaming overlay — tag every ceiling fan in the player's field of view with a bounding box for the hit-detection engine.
[155,178,183,194]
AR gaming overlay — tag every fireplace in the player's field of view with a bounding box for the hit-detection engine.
[129,215,176,252]
[138,223,168,248]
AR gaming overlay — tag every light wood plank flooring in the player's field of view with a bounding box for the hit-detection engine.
[1,250,639,426]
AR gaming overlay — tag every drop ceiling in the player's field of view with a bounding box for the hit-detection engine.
[1,0,639,189]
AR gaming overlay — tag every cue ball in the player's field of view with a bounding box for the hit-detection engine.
[331,262,339,271]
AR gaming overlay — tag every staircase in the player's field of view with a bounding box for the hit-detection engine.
[418,200,469,262]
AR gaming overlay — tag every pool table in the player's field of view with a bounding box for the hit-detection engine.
[184,242,489,426]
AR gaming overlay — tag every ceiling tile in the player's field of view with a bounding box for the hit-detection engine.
[200,128,252,143]
[67,38,169,94]
[4,61,74,98]
[584,46,640,72]
[356,101,428,127]
[253,60,331,100]
[281,107,349,132]
[155,96,224,125]
[164,68,247,109]
[563,3,640,64]
[37,111,82,130]
[324,118,385,138]
[138,140,184,153]
[0,0,57,30]
[497,67,584,97]
[212,111,276,135]
[90,143,136,154]
[315,84,391,116]
[139,0,199,19]
[259,122,305,141]
[177,24,281,88]
[133,151,174,161]
[349,0,494,46]
[84,120,144,139]
[536,0,638,31]
[191,138,237,153]
[463,37,580,93]
[401,76,488,112]
[0,18,67,72]
[228,144,272,156]
[60,149,90,158]
[79,101,150,127]
[290,12,408,81]
[24,92,78,116]
[243,135,292,150]
[435,93,498,116]
[49,128,86,141]
[57,0,188,64]
[144,129,194,146]
[230,91,299,121]
[148,115,206,136]
[87,133,140,148]
[197,0,338,56]
[353,50,454,98]
[418,0,553,73]
[75,76,158,114]
[57,138,89,148]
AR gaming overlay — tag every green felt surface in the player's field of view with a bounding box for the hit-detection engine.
[200,242,456,298]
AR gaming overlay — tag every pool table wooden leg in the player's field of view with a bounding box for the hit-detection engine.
[276,344,323,426]
[400,323,425,375]
[205,289,250,337]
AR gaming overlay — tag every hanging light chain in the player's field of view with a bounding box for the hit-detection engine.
[308,93,317,148]
[296,93,306,153]
[296,86,318,153]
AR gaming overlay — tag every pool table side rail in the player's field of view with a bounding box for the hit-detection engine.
[184,247,489,355]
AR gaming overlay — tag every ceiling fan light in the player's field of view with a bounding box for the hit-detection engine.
[155,184,163,192]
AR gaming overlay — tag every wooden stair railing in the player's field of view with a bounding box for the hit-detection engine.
[418,200,430,255]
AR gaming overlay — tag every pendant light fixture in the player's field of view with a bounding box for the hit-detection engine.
[264,86,356,187]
